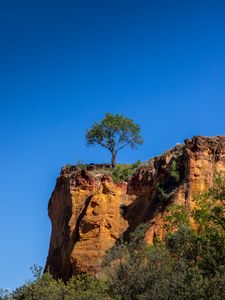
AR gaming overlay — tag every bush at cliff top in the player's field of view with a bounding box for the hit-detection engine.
[112,160,141,182]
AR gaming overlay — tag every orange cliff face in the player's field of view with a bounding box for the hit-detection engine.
[45,170,133,280]
[45,136,225,281]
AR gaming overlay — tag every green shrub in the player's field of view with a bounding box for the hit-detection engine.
[3,270,108,300]
[76,159,86,170]
[164,204,190,231]
[112,160,141,182]
[169,160,180,182]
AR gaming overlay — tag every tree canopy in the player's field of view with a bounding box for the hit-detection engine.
[85,113,143,168]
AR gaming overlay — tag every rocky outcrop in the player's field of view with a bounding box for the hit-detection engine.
[45,170,133,280]
[45,136,225,280]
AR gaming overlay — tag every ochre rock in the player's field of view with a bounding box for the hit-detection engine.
[45,136,225,280]
[45,170,132,280]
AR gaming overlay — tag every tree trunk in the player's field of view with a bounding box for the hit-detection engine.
[111,151,116,169]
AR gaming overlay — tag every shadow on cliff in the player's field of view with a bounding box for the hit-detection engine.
[120,154,188,241]
[44,177,74,281]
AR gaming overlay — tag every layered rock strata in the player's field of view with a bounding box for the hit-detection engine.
[45,136,225,280]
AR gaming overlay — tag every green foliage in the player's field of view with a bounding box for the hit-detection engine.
[63,274,108,300]
[0,289,11,300]
[164,204,190,231]
[112,160,141,182]
[103,225,225,299]
[192,174,225,277]
[103,224,207,300]
[2,271,108,300]
[86,113,143,167]
[30,265,43,280]
[169,160,180,182]
[194,174,225,231]
[76,159,86,170]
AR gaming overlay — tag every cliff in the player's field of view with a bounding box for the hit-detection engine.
[45,136,225,281]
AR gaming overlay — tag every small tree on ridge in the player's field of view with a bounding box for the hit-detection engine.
[85,113,143,168]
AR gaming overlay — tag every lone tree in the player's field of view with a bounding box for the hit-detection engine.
[86,113,143,168]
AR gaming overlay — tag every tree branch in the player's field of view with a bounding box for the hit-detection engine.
[116,141,130,152]
[94,139,112,151]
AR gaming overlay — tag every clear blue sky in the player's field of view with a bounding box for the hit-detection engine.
[0,0,225,290]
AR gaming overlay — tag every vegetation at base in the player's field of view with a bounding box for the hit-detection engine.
[0,271,108,300]
[164,204,190,231]
[103,175,225,299]
[112,160,141,182]
[2,174,225,299]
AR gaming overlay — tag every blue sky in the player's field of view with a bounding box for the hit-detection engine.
[0,0,225,290]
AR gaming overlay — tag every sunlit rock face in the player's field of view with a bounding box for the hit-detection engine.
[45,136,225,280]
[45,169,132,280]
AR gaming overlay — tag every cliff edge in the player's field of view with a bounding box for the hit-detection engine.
[45,136,225,280]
